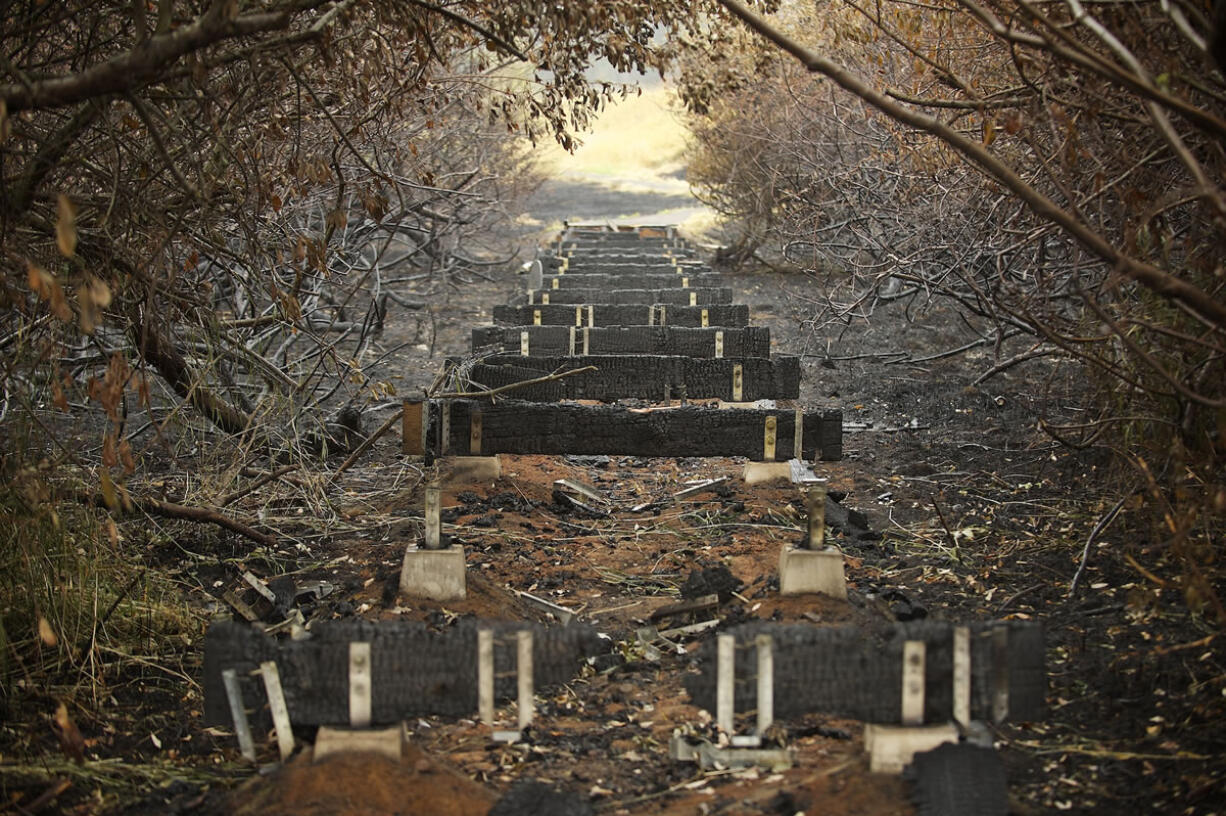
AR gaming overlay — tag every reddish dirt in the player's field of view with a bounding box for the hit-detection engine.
[228,742,496,816]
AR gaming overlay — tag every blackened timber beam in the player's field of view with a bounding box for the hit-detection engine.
[472,325,772,358]
[547,260,710,274]
[203,619,603,727]
[547,245,696,255]
[427,399,842,461]
[542,272,719,289]
[456,355,800,402]
[527,288,732,305]
[682,621,1045,724]
[549,249,701,262]
[493,304,750,327]
[559,235,675,246]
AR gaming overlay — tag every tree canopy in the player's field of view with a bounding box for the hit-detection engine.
[678,0,1225,619]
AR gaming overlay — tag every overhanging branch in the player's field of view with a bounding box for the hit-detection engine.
[714,0,1226,331]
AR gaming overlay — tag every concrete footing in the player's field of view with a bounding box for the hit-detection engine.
[445,455,501,482]
[669,735,794,771]
[313,724,404,762]
[743,461,791,485]
[400,545,466,601]
[863,722,959,773]
[778,546,847,599]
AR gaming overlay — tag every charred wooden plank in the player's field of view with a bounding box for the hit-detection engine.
[542,272,719,289]
[550,262,710,274]
[528,288,733,305]
[427,400,842,461]
[203,619,604,728]
[457,355,800,401]
[493,304,750,328]
[471,326,771,358]
[682,621,1045,724]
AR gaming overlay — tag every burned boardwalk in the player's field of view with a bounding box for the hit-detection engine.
[205,225,1042,816]
[412,225,838,460]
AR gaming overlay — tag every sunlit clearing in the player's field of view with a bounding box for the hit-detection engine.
[540,85,689,192]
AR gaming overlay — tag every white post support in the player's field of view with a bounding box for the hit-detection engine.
[763,416,777,462]
[568,326,576,356]
[717,634,735,735]
[755,634,774,736]
[519,330,529,356]
[732,364,743,401]
[349,642,372,728]
[992,626,1010,723]
[477,629,494,726]
[806,485,827,550]
[516,630,534,731]
[439,400,450,455]
[469,411,482,455]
[714,330,724,359]
[953,626,971,727]
[901,641,926,726]
[424,482,441,550]
[258,661,295,761]
[793,409,803,461]
[222,668,256,762]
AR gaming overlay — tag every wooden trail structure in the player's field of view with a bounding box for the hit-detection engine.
[409,224,841,460]
[203,225,1043,798]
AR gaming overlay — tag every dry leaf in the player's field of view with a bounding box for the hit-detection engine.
[28,263,73,322]
[99,468,119,510]
[325,208,348,230]
[38,616,58,646]
[53,702,86,764]
[27,262,51,298]
[101,432,117,468]
[56,194,77,257]
[51,375,69,412]
[86,276,112,308]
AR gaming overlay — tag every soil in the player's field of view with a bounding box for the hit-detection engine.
[3,179,1223,816]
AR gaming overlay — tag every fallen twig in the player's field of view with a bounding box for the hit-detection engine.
[79,491,277,548]
[220,464,299,507]
[75,569,147,658]
[1069,493,1129,595]
[1011,740,1212,761]
[327,408,404,486]
[972,345,1061,385]
[929,495,960,558]
[431,365,598,399]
